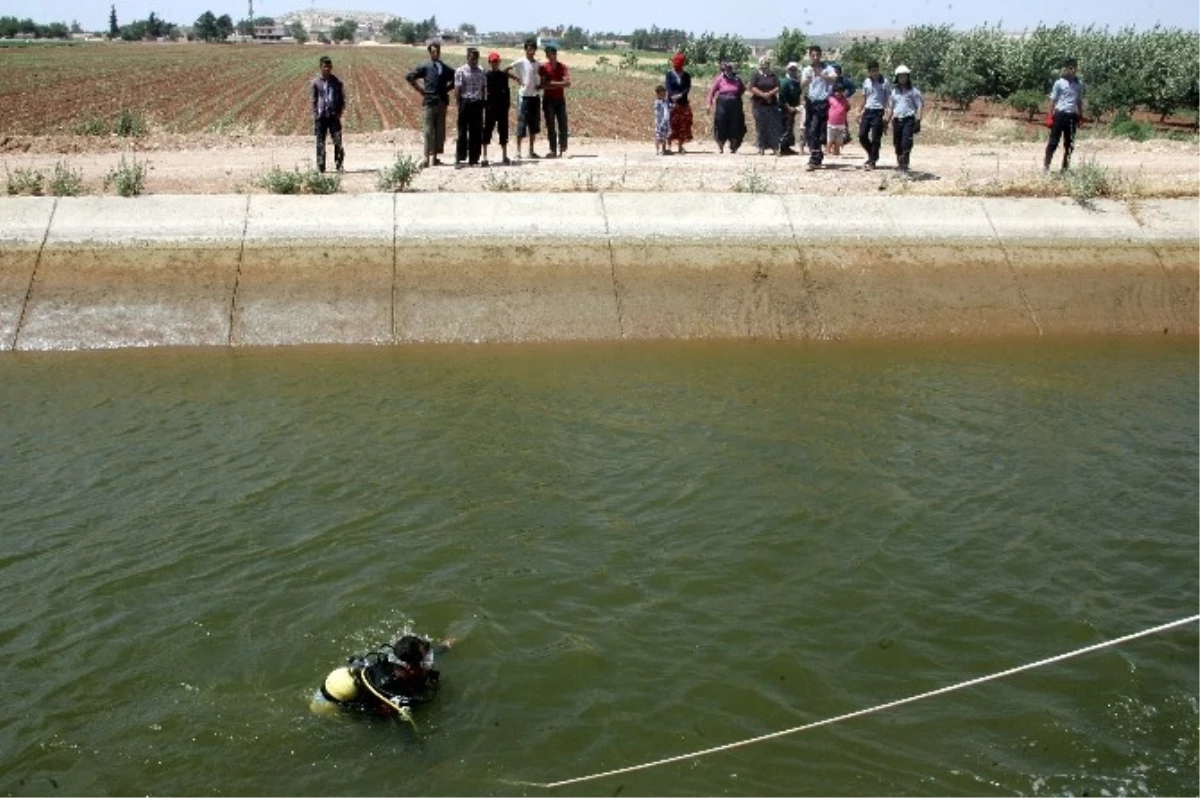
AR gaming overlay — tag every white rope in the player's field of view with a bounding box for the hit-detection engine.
[525,614,1199,790]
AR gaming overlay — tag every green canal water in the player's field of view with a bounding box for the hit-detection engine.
[0,340,1196,797]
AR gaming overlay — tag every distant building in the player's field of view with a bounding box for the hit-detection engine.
[253,23,287,40]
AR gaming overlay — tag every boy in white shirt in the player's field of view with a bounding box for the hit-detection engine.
[507,38,543,159]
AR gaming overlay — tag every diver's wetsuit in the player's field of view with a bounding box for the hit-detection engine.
[322,648,440,715]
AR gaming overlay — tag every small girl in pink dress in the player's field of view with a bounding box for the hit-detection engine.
[827,83,851,155]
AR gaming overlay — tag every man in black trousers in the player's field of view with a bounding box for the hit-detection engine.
[310,55,345,173]
[453,47,487,168]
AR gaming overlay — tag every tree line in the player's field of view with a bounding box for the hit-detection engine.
[840,23,1199,122]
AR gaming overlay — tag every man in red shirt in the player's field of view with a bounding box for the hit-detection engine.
[538,45,572,158]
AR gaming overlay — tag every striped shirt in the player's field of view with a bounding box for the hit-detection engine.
[887,85,923,118]
[861,76,889,110]
[454,63,486,101]
[1049,77,1084,114]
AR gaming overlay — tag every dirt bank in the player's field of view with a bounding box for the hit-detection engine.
[1,129,1196,197]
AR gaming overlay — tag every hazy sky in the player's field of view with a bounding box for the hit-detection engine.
[9,0,1198,36]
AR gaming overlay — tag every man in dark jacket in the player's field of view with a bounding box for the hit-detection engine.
[311,56,345,173]
[407,41,456,167]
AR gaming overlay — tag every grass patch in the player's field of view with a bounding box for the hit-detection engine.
[483,171,522,192]
[104,156,148,197]
[571,171,602,192]
[74,116,109,136]
[376,154,423,192]
[49,160,85,196]
[6,165,45,196]
[732,167,772,194]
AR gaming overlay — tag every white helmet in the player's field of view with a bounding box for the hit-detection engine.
[894,64,911,75]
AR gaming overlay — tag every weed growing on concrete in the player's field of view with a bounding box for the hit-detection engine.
[104,155,148,197]
[49,160,85,196]
[571,171,600,192]
[484,171,521,192]
[114,109,148,138]
[303,169,341,195]
[377,154,423,192]
[74,116,109,136]
[5,165,45,196]
[732,168,772,194]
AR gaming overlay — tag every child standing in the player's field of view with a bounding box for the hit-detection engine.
[827,82,850,156]
[654,85,671,155]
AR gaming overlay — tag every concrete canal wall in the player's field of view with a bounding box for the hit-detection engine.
[1,194,1196,350]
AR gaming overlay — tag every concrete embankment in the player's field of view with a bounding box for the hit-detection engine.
[0,194,1196,350]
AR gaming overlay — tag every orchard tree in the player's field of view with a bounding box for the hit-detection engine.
[330,18,357,42]
[288,20,308,42]
[774,26,807,65]
[193,10,218,41]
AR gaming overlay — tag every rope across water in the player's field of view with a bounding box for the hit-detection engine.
[510,614,1199,790]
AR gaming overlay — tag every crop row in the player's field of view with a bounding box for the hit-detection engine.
[0,43,693,140]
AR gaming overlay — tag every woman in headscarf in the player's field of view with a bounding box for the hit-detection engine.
[748,54,783,155]
[706,60,746,154]
[665,52,693,153]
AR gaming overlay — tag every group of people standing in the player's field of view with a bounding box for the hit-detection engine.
[307,44,1084,178]
[663,45,925,172]
[404,38,570,168]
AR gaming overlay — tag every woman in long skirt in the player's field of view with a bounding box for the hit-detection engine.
[665,52,693,153]
[706,61,746,154]
[748,55,783,155]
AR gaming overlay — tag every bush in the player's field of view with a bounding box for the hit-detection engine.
[257,165,304,194]
[1108,111,1153,141]
[732,168,772,194]
[1006,89,1045,122]
[49,160,85,196]
[483,171,521,192]
[257,165,342,194]
[376,154,422,192]
[303,169,340,195]
[104,155,148,196]
[6,165,45,196]
[114,109,148,137]
[1058,159,1122,205]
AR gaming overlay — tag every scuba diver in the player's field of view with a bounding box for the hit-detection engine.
[313,634,456,723]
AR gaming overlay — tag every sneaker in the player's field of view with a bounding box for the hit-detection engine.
[546,151,558,159]
[502,156,512,165]
[527,151,540,159]
[805,163,818,171]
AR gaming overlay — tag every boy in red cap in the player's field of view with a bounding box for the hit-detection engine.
[483,51,511,165]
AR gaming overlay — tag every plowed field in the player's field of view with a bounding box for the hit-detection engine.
[0,42,678,139]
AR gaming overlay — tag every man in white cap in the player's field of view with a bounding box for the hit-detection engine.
[884,64,923,173]
[779,61,803,155]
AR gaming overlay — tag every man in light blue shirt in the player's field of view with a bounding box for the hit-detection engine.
[857,59,888,170]
[800,44,836,169]
[1044,57,1084,172]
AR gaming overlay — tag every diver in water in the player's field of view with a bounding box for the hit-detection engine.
[314,634,456,720]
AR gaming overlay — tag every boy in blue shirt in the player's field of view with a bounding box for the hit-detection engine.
[1044,57,1084,173]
